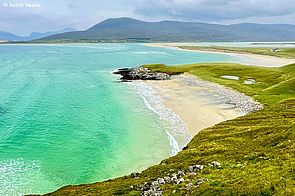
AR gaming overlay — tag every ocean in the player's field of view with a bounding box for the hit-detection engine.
[0,43,239,195]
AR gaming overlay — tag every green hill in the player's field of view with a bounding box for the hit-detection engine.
[37,17,295,42]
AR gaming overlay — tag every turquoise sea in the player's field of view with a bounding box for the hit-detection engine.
[0,44,239,195]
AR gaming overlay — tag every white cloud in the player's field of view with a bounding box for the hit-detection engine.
[0,0,295,35]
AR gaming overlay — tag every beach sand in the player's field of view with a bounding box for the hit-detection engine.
[145,43,295,67]
[145,76,243,136]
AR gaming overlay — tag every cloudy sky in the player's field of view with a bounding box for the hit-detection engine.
[1,0,295,36]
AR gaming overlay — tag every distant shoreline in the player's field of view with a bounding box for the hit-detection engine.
[145,43,295,67]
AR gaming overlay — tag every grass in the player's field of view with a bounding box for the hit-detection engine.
[45,63,295,195]
[179,46,295,59]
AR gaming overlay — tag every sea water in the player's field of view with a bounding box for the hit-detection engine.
[0,43,239,195]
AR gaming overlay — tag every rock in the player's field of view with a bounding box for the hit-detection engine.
[195,178,204,186]
[142,182,151,191]
[130,185,134,189]
[114,67,170,81]
[177,170,185,177]
[186,183,194,191]
[209,161,221,167]
[130,172,139,178]
[157,178,165,184]
[176,178,184,184]
[171,176,178,184]
[188,164,205,172]
[172,190,176,194]
[188,166,194,172]
[176,75,262,114]
[151,181,159,187]
[164,176,171,183]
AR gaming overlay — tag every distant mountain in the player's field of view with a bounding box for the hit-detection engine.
[0,28,76,41]
[39,17,295,42]
[0,31,21,41]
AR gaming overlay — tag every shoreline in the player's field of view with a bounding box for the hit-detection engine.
[127,81,191,155]
[145,43,295,67]
[132,74,262,145]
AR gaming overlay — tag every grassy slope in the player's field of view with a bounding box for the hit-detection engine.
[179,46,295,59]
[46,63,295,196]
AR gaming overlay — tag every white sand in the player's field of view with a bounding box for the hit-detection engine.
[144,77,243,136]
[145,43,295,67]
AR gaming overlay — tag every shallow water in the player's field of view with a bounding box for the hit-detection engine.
[0,43,239,195]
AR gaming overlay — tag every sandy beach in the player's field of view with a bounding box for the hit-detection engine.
[146,43,295,67]
[144,75,258,136]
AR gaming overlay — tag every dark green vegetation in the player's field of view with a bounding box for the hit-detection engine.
[46,62,295,195]
[38,17,295,42]
[179,46,295,59]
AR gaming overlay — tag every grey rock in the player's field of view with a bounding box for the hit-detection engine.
[164,176,171,183]
[177,170,185,177]
[188,166,194,172]
[186,183,194,191]
[176,178,184,184]
[171,173,177,178]
[157,178,165,184]
[195,178,204,186]
[114,67,170,81]
[209,161,221,167]
[130,172,139,178]
[151,181,159,187]
[171,176,178,183]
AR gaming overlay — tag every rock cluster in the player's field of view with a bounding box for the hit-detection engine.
[113,67,170,81]
[129,161,221,195]
[177,75,263,114]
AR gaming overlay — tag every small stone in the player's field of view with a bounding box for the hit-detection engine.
[171,173,177,178]
[171,176,178,183]
[142,183,150,191]
[130,185,134,189]
[178,170,185,176]
[188,166,194,172]
[130,172,139,178]
[164,176,171,183]
[186,183,193,191]
[157,178,165,184]
[195,178,204,186]
[210,161,221,167]
[176,178,184,184]
[152,181,159,187]
[172,190,176,194]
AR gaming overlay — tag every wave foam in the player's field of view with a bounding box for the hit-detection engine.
[0,159,41,196]
[127,81,191,155]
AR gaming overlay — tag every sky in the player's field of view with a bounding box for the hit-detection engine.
[1,0,295,36]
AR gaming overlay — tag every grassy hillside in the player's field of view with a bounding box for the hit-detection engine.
[45,63,295,195]
[179,46,295,59]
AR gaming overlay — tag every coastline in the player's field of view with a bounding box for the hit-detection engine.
[130,74,262,145]
[127,81,191,155]
[145,43,295,67]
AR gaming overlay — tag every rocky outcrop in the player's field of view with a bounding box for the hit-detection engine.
[113,67,170,81]
[128,161,221,195]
